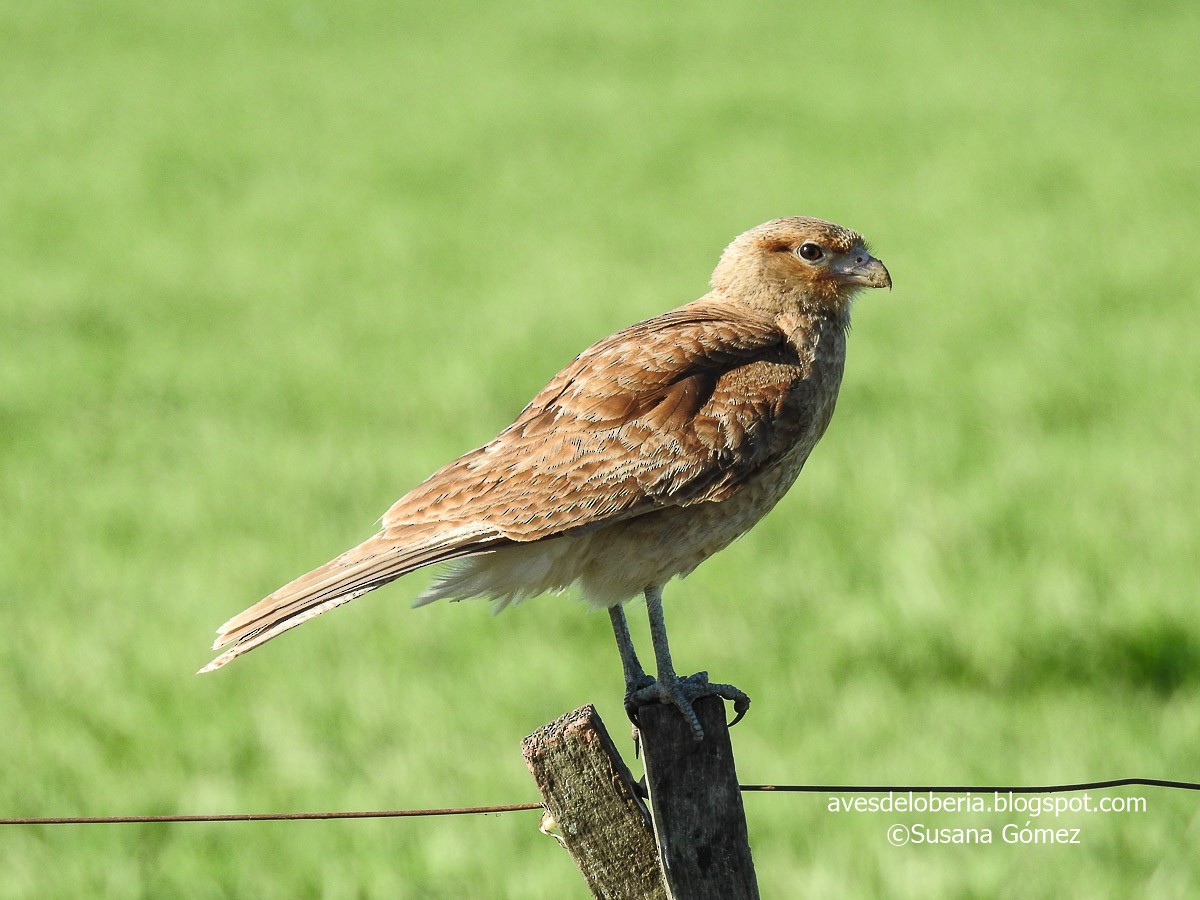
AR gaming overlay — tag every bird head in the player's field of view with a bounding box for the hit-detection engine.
[710,217,891,318]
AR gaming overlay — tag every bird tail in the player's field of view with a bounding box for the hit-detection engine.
[198,524,505,673]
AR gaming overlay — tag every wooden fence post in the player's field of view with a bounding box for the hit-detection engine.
[523,698,758,899]
[522,705,668,898]
[637,696,759,899]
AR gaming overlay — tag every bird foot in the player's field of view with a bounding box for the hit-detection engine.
[625,671,751,741]
[622,673,657,722]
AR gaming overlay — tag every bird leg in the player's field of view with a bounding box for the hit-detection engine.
[609,605,655,700]
[624,584,751,741]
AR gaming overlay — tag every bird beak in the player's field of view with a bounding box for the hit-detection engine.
[839,255,892,291]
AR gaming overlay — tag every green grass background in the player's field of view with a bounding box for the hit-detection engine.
[2,1,1198,896]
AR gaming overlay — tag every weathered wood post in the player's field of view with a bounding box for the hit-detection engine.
[523,698,758,899]
[522,706,667,898]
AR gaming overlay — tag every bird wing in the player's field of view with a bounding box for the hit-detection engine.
[203,298,823,671]
[382,297,823,540]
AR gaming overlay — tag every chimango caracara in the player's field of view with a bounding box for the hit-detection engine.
[200,217,891,740]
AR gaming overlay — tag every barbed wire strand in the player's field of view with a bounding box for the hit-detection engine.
[2,778,1196,826]
[0,804,543,826]
[739,777,1200,794]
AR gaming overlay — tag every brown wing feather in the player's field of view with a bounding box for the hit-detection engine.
[202,297,825,671]
[380,298,798,539]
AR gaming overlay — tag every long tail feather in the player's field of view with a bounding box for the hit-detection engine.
[198,525,506,673]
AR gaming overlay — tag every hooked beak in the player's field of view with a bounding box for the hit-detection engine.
[839,255,892,291]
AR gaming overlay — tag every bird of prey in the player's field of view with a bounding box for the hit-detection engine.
[200,217,891,740]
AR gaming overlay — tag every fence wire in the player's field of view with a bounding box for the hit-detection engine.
[3,777,1196,826]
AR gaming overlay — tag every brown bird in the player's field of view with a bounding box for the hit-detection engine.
[200,216,890,740]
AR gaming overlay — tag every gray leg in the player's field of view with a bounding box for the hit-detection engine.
[644,584,679,684]
[609,605,653,694]
[628,584,751,741]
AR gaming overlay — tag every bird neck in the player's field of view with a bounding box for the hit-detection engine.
[712,282,853,333]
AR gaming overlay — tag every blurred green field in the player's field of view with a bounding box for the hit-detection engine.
[2,1,1198,896]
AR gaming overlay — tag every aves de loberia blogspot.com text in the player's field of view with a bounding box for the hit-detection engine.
[826,792,1146,846]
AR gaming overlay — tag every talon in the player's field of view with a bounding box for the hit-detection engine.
[624,673,752,741]
[727,693,751,728]
[623,674,657,725]
[628,677,704,739]
[701,681,751,728]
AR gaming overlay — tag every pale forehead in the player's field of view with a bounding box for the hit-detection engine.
[750,217,864,254]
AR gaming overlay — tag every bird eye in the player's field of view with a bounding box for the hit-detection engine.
[797,243,824,262]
